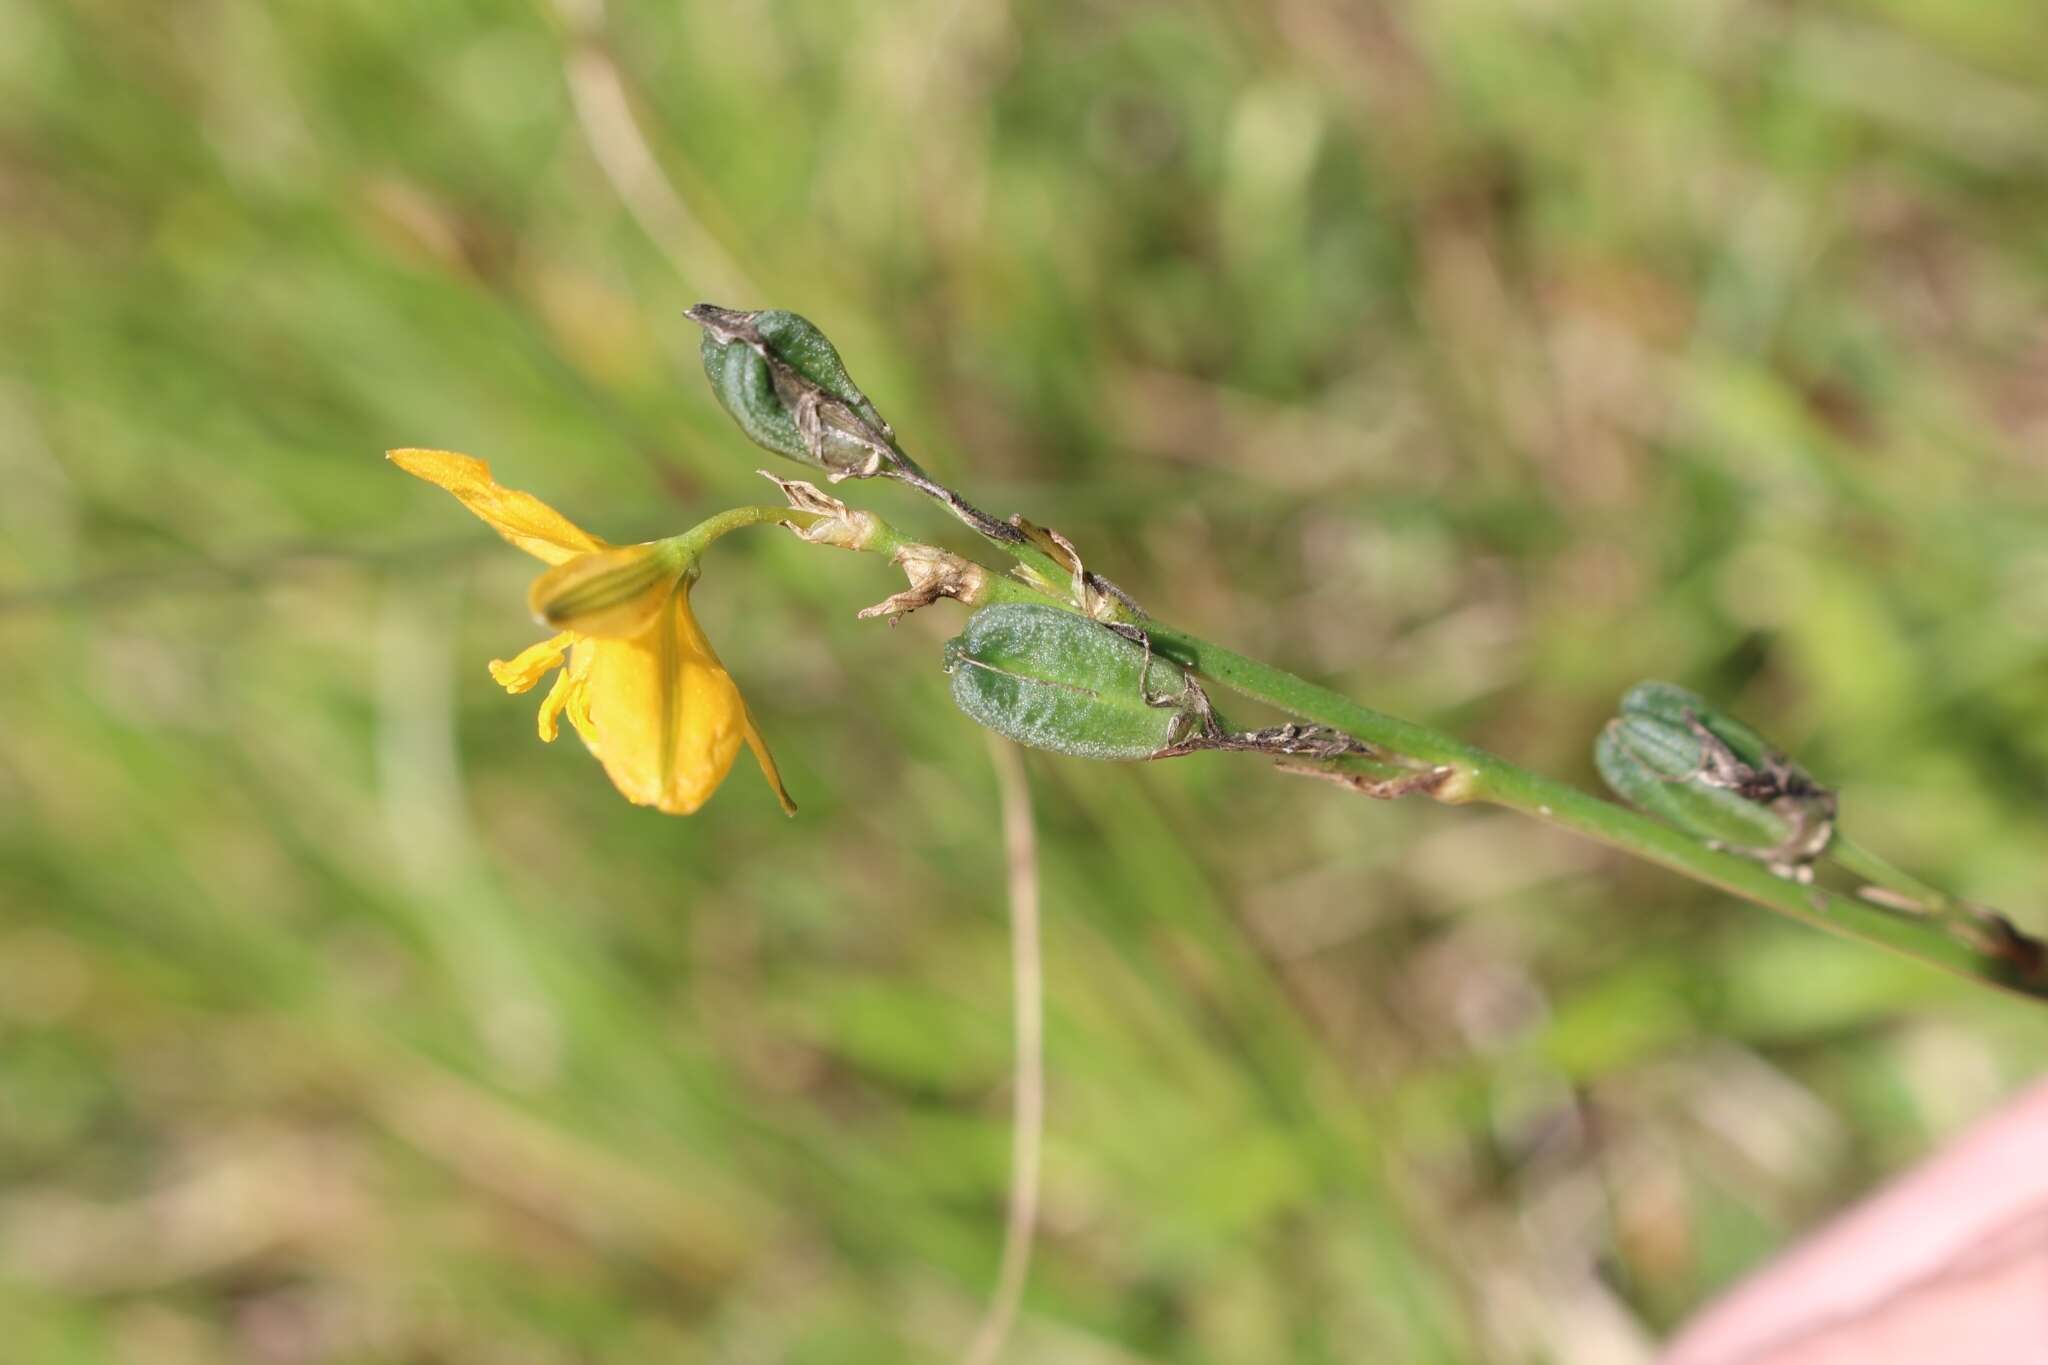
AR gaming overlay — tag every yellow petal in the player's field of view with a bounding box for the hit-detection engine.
[670,588,795,815]
[527,543,689,638]
[488,632,576,695]
[570,588,754,815]
[535,666,576,743]
[741,707,797,817]
[560,641,598,747]
[388,449,604,565]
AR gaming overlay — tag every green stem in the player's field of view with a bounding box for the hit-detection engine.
[877,455,1145,623]
[812,505,2047,1001]
[1824,833,2012,954]
[1828,835,1950,910]
[1145,626,2048,1001]
[675,504,824,556]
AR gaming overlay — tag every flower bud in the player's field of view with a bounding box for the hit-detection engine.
[688,304,897,480]
[944,604,1202,761]
[1595,681,1836,874]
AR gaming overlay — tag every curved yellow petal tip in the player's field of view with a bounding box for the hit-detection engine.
[387,447,476,476]
[387,448,604,566]
[743,712,798,817]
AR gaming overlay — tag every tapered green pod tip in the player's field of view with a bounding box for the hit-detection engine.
[1595,681,1836,876]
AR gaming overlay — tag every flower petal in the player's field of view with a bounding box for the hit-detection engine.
[388,449,604,565]
[573,590,749,814]
[527,543,689,638]
[663,585,797,816]
[672,588,794,815]
[560,641,598,747]
[488,632,576,695]
[740,707,797,816]
[535,666,576,743]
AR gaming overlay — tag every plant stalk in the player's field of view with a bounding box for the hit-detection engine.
[1144,625,2048,1001]
[771,500,2048,1002]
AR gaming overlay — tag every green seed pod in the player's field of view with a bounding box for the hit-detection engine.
[1595,681,1836,872]
[690,304,896,479]
[943,604,1201,761]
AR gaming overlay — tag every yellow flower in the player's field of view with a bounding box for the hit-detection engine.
[388,448,794,816]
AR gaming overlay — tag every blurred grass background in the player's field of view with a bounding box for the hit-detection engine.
[5,0,2048,1359]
